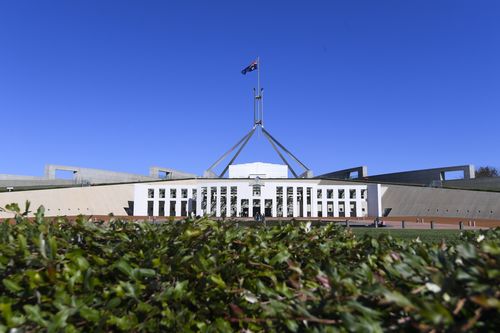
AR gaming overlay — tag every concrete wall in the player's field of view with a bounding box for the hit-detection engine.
[381,184,500,220]
[442,177,500,191]
[367,184,382,217]
[317,166,368,180]
[367,165,475,185]
[45,165,156,184]
[228,162,288,179]
[149,166,197,180]
[0,179,76,192]
[0,184,134,218]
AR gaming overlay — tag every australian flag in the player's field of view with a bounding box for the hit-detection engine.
[241,60,258,75]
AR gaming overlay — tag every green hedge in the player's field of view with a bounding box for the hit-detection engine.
[0,205,499,332]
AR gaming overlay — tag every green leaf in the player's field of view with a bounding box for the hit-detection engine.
[209,274,226,289]
[23,304,48,327]
[48,308,74,333]
[2,278,22,292]
[115,259,133,277]
[79,306,100,322]
[132,268,156,280]
[270,250,291,265]
[382,290,414,309]
[5,203,20,213]
[284,319,299,332]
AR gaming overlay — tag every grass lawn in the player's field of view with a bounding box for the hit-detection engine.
[352,228,466,243]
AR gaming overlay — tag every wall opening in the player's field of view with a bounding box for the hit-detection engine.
[147,201,154,217]
[441,170,465,180]
[159,201,165,216]
[55,169,75,180]
[158,171,171,179]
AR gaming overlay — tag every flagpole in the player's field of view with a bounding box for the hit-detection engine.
[257,56,262,127]
[258,56,261,92]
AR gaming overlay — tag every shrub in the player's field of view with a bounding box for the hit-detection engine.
[0,205,499,332]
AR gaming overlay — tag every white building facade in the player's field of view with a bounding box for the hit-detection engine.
[133,178,382,219]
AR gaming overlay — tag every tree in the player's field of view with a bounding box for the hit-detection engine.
[475,166,499,178]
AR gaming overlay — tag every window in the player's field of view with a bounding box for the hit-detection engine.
[148,189,154,199]
[210,187,217,215]
[317,189,322,199]
[201,187,207,210]
[253,185,261,196]
[361,189,367,199]
[338,202,345,217]
[265,199,272,217]
[253,199,261,217]
[276,187,283,217]
[220,187,227,217]
[241,199,249,217]
[159,201,165,216]
[306,188,312,217]
[350,189,356,199]
[170,201,176,216]
[327,189,333,199]
[287,187,294,216]
[350,202,357,217]
[297,187,304,216]
[181,189,188,198]
[338,189,345,199]
[147,201,154,216]
[181,201,187,216]
[327,202,333,217]
[230,187,237,217]
[170,189,177,199]
[159,189,165,198]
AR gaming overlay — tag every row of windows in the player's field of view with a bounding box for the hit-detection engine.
[148,188,192,199]
[146,198,367,218]
[147,186,367,200]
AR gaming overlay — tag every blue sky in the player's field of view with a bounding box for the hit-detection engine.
[1,0,499,177]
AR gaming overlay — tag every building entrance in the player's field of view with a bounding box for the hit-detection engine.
[253,199,261,217]
[265,199,273,217]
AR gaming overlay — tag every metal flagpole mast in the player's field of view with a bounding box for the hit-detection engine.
[253,88,256,126]
[257,56,260,96]
[255,56,263,128]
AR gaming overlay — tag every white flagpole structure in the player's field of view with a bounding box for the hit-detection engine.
[203,57,312,178]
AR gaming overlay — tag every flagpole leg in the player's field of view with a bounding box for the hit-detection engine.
[257,56,260,94]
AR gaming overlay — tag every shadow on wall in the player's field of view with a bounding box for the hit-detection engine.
[124,201,134,216]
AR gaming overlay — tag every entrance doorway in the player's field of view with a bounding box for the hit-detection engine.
[265,199,273,217]
[253,199,261,217]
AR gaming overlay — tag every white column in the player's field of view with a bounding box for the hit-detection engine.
[165,201,171,217]
[293,187,298,217]
[311,187,317,218]
[302,188,307,218]
[275,188,279,217]
[175,199,181,217]
[196,187,202,216]
[322,196,327,218]
[249,199,253,218]
[333,187,339,217]
[283,188,288,218]
[345,199,351,218]
[224,187,229,218]
[356,188,362,217]
[206,188,211,216]
[236,189,241,217]
[216,186,221,217]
